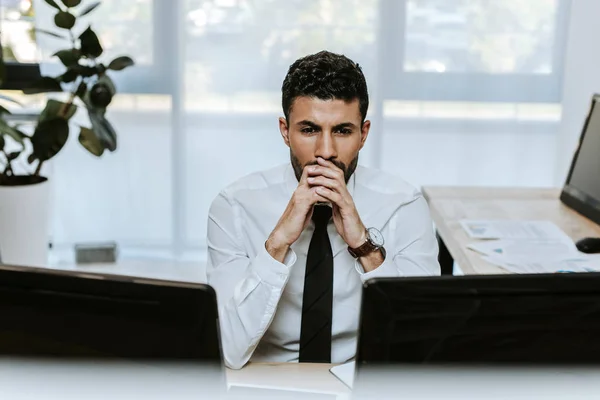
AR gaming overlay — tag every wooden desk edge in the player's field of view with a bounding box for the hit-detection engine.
[421,185,600,275]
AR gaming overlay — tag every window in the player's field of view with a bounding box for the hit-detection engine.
[0,0,41,90]
[35,0,161,94]
[385,0,570,102]
[37,0,571,263]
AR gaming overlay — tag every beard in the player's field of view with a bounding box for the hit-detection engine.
[290,150,358,184]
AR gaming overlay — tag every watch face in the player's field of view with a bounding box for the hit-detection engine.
[367,227,384,247]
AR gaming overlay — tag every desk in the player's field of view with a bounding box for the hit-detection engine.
[422,186,600,275]
[226,362,600,400]
[227,362,350,398]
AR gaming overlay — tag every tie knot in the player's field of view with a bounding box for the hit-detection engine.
[312,205,332,229]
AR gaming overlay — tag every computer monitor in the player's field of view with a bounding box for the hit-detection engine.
[560,93,600,225]
[357,273,600,367]
[0,264,223,363]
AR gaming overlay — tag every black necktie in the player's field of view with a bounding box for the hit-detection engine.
[299,205,333,363]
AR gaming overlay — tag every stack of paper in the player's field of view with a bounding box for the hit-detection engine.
[460,220,600,274]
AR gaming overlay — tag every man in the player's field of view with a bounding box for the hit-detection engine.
[206,50,440,370]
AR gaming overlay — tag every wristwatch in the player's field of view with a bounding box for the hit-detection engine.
[347,227,385,258]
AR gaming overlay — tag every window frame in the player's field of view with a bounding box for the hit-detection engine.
[107,0,571,102]
[380,0,571,103]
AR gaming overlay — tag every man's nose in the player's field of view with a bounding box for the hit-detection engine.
[315,132,337,160]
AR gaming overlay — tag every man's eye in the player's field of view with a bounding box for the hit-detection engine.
[337,128,352,135]
[301,127,315,134]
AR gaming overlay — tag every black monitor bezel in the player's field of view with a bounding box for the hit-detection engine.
[560,93,600,226]
[357,273,600,368]
[0,264,224,363]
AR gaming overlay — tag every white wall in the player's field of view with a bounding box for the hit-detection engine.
[555,0,600,185]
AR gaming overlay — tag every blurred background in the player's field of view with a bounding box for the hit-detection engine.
[0,0,594,265]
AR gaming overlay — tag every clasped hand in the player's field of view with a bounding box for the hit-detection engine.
[268,157,366,253]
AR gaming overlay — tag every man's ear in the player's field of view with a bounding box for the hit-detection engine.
[279,117,291,148]
[359,120,371,150]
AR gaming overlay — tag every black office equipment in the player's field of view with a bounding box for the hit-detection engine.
[576,237,600,254]
[560,93,600,226]
[0,264,223,362]
[357,273,600,366]
[0,264,227,397]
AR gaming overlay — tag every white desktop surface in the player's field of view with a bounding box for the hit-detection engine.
[4,360,600,399]
[46,259,206,283]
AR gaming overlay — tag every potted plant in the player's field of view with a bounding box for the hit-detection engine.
[0,0,134,266]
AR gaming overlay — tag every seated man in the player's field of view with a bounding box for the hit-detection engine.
[206,50,440,369]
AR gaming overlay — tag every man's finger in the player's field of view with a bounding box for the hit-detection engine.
[307,165,342,181]
[315,186,343,207]
[316,157,344,174]
[307,176,342,192]
[299,164,312,186]
[310,186,331,204]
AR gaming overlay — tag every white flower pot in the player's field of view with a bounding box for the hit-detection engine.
[0,178,51,267]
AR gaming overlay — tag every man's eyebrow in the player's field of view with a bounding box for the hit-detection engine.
[332,122,358,130]
[296,120,321,129]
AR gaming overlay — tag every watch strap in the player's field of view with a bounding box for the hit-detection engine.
[348,233,379,258]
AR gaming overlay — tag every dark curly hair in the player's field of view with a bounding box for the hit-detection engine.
[281,50,369,123]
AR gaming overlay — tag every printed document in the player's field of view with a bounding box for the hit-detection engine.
[460,220,571,241]
[467,239,578,259]
[483,254,600,274]
[462,219,600,274]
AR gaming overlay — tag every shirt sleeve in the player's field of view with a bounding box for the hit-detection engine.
[205,191,296,370]
[354,195,441,282]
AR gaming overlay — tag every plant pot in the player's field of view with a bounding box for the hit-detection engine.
[0,176,50,267]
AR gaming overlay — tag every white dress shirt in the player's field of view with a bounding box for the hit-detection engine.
[206,163,440,369]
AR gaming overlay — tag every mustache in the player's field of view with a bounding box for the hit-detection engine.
[304,159,347,173]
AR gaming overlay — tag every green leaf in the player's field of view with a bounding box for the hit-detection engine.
[35,28,65,39]
[88,75,115,108]
[39,99,77,122]
[44,0,62,10]
[0,119,25,144]
[7,151,20,161]
[0,94,23,106]
[107,56,134,71]
[23,77,63,94]
[76,65,99,77]
[0,105,12,115]
[60,68,78,83]
[78,126,104,156]
[79,26,103,58]
[87,109,117,151]
[78,1,100,17]
[31,118,70,162]
[97,74,116,96]
[53,49,81,67]
[61,0,81,7]
[75,81,87,100]
[54,11,76,29]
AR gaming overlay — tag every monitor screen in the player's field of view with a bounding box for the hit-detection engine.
[0,264,227,398]
[0,264,222,363]
[357,274,600,366]
[561,94,600,225]
[568,99,600,201]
